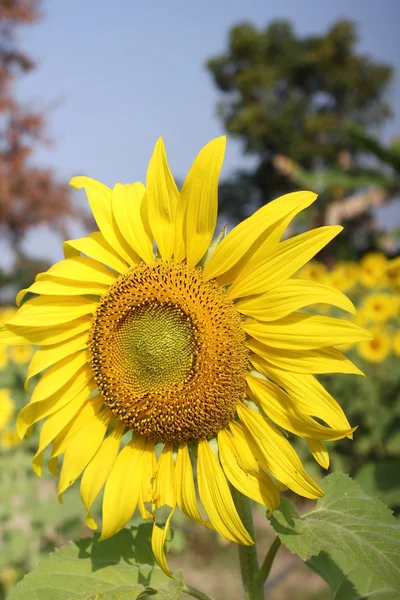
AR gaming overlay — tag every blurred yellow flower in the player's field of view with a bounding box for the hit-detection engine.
[10,345,33,365]
[387,256,400,290]
[1,429,22,449]
[0,346,8,370]
[298,261,328,284]
[393,330,400,358]
[358,328,391,363]
[0,389,14,430]
[359,253,388,288]
[328,262,358,292]
[360,294,398,323]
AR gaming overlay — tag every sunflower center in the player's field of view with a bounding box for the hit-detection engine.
[89,260,248,443]
[114,302,197,391]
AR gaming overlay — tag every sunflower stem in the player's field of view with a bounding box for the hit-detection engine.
[231,487,265,600]
[183,584,216,600]
[254,536,281,587]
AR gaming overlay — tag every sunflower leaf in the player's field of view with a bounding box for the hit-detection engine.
[269,473,400,593]
[8,524,185,600]
[307,550,399,600]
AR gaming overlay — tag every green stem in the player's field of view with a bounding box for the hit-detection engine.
[231,487,265,600]
[254,537,281,587]
[183,584,216,600]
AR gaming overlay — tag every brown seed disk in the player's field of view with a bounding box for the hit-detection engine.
[89,260,249,443]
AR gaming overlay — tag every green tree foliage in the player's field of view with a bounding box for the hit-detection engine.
[207,20,393,216]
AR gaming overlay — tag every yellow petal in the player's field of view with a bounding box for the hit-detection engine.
[179,136,226,268]
[58,400,111,497]
[197,438,253,545]
[237,404,323,499]
[8,296,97,328]
[228,226,342,299]
[17,364,95,439]
[17,276,109,307]
[259,365,352,435]
[153,443,176,509]
[235,279,355,321]
[38,256,116,285]
[32,391,90,476]
[80,421,125,528]
[26,350,90,405]
[203,191,317,280]
[146,138,179,260]
[218,429,280,511]
[248,339,363,375]
[112,183,154,264]
[0,317,91,346]
[307,438,330,469]
[243,313,370,351]
[25,331,88,390]
[246,372,353,440]
[63,232,129,274]
[100,435,146,540]
[152,509,175,578]
[175,444,212,528]
[70,176,140,266]
[138,439,157,520]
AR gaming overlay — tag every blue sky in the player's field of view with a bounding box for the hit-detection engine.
[9,0,400,263]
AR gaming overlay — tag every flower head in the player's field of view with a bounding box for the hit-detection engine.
[358,327,391,363]
[0,137,369,575]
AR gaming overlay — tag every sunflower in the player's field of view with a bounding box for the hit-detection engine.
[360,293,398,324]
[328,262,358,293]
[359,252,388,288]
[297,260,328,284]
[358,327,391,363]
[0,137,369,575]
[9,345,33,365]
[0,389,14,430]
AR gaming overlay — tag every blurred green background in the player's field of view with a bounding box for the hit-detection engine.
[0,1,399,598]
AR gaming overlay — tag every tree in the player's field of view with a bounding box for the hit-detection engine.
[0,0,83,262]
[207,20,393,217]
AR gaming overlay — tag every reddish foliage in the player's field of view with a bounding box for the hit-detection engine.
[0,0,84,252]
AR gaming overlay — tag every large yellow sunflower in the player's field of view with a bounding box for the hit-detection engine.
[0,137,369,575]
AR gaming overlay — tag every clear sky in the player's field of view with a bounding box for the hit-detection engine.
[9,0,400,264]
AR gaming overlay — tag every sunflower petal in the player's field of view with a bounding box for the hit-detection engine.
[63,232,128,274]
[175,444,212,528]
[228,226,342,299]
[235,279,356,321]
[243,313,370,351]
[100,435,146,540]
[32,391,90,476]
[8,296,97,328]
[80,421,125,528]
[246,372,353,440]
[237,404,323,499]
[203,191,317,280]
[179,137,226,268]
[218,429,280,511]
[146,138,179,260]
[17,276,109,307]
[307,438,330,469]
[248,339,363,375]
[138,439,157,520]
[112,183,154,263]
[153,443,176,509]
[152,509,175,578]
[260,365,353,435]
[70,177,140,266]
[17,364,95,439]
[197,438,253,545]
[58,400,111,497]
[25,332,88,390]
[0,317,91,346]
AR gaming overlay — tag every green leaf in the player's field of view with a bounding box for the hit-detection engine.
[8,524,185,600]
[308,550,399,600]
[355,460,400,508]
[269,473,400,593]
